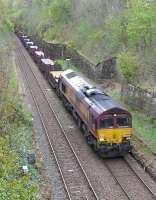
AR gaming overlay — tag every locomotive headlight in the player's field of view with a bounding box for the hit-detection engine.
[99,137,105,142]
[123,134,130,139]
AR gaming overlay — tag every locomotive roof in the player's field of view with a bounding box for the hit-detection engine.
[61,69,127,114]
[41,58,55,65]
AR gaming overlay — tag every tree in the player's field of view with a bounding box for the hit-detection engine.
[118,51,140,83]
[126,0,156,51]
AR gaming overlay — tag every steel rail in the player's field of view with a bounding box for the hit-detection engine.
[104,157,156,200]
[104,162,131,200]
[17,52,71,199]
[124,157,156,199]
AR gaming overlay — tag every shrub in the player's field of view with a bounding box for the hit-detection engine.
[117,51,140,83]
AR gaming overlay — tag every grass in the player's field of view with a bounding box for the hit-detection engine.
[132,111,156,153]
[0,32,42,199]
[56,58,81,73]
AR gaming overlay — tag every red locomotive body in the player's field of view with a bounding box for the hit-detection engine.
[58,70,132,157]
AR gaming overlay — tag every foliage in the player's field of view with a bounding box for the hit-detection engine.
[126,0,156,51]
[0,33,39,199]
[73,19,96,49]
[0,2,42,198]
[103,16,124,55]
[104,0,156,53]
[0,0,15,31]
[0,176,38,200]
[117,51,140,83]
[48,0,72,24]
[8,0,156,82]
[56,59,80,72]
[103,0,156,82]
[0,115,39,199]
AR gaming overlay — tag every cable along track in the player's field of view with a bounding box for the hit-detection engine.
[104,158,156,200]
[16,38,98,200]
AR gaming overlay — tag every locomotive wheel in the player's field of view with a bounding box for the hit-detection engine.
[56,88,61,97]
[93,143,98,152]
[77,117,82,129]
[86,135,94,145]
[81,123,88,137]
[72,110,78,121]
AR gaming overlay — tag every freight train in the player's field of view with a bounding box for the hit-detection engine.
[16,29,132,157]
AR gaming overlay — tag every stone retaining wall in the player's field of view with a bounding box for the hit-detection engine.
[95,57,118,80]
[121,83,156,117]
[32,35,119,80]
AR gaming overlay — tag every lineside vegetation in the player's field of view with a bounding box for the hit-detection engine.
[13,0,156,84]
[0,1,41,199]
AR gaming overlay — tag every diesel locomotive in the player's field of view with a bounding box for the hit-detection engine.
[17,30,132,157]
[56,69,132,157]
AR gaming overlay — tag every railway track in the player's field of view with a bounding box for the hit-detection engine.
[15,35,156,200]
[16,38,99,200]
[104,157,156,200]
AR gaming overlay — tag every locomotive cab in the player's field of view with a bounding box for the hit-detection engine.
[95,109,132,156]
[97,110,132,144]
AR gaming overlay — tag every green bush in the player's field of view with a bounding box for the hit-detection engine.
[0,31,40,199]
[0,176,38,200]
[126,0,156,51]
[117,51,140,83]
[0,135,39,200]
[49,0,72,24]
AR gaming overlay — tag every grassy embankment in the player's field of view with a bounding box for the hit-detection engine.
[0,32,42,199]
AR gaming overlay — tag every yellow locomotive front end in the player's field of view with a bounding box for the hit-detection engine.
[96,113,132,157]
